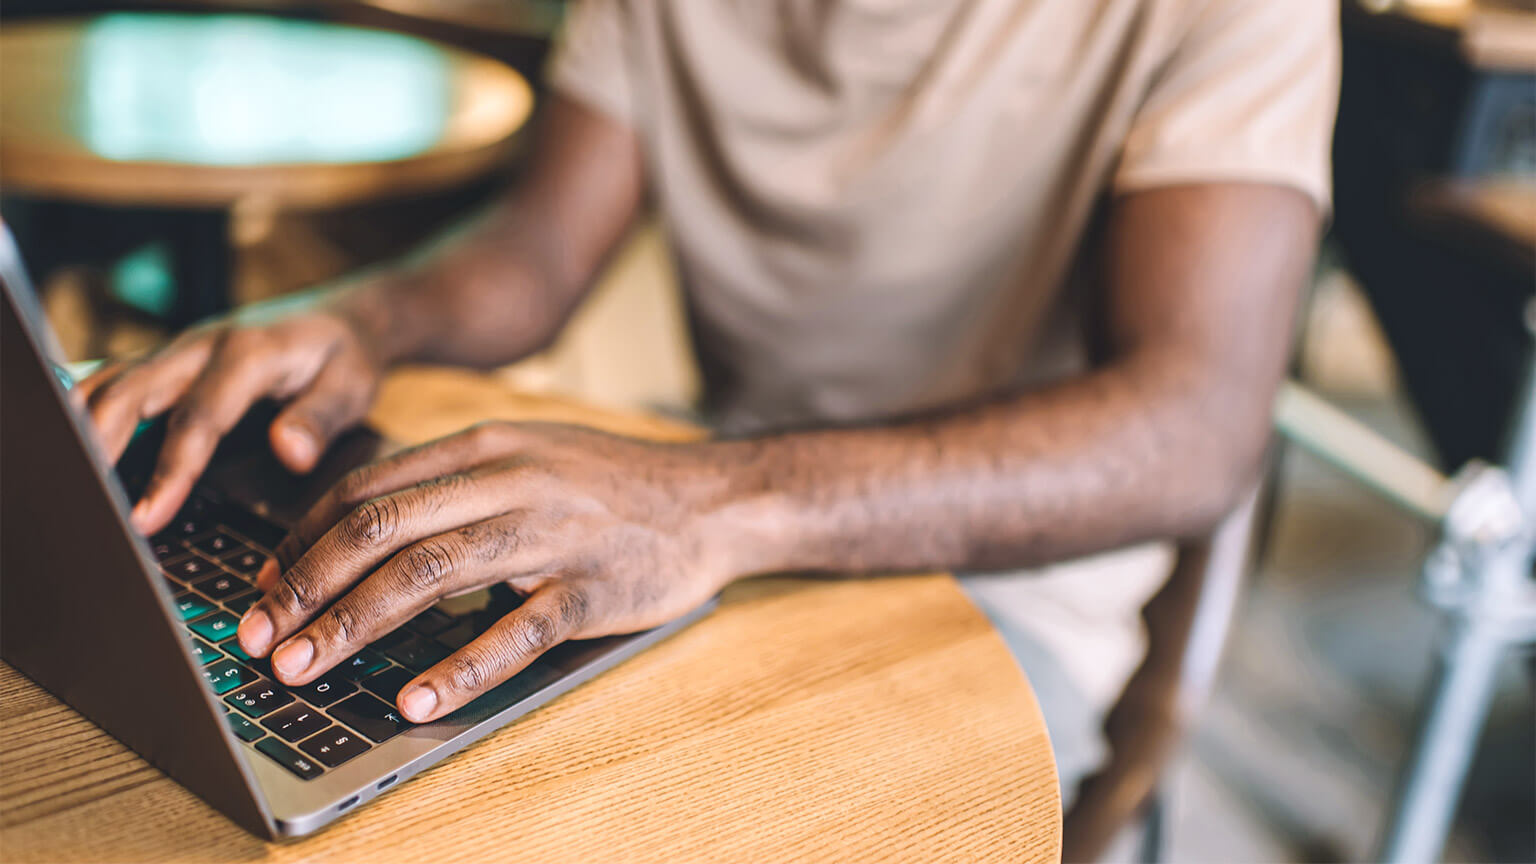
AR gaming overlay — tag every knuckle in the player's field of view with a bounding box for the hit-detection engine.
[448,651,493,693]
[412,473,466,516]
[343,497,400,547]
[514,611,560,656]
[273,536,303,572]
[271,573,317,616]
[85,368,133,411]
[166,401,211,434]
[297,394,350,436]
[317,602,363,645]
[557,589,591,628]
[463,421,509,452]
[396,542,455,593]
[333,468,377,509]
[460,518,523,562]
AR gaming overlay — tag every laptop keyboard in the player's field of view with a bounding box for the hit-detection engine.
[156,493,519,781]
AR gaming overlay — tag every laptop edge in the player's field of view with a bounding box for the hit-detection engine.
[0,278,279,838]
[0,245,718,839]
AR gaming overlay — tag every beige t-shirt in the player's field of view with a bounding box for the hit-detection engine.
[549,0,1338,710]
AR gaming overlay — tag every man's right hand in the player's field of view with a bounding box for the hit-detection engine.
[76,300,386,536]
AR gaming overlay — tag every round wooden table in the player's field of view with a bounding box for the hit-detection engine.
[0,13,533,322]
[0,367,1062,862]
[0,13,532,208]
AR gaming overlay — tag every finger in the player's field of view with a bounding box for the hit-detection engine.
[397,583,589,722]
[262,423,518,581]
[264,512,545,685]
[268,353,376,474]
[84,339,215,464]
[69,359,128,411]
[131,340,287,533]
[240,466,531,659]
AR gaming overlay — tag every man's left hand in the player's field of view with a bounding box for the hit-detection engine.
[235,421,737,723]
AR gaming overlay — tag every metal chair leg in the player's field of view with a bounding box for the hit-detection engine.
[1138,789,1165,864]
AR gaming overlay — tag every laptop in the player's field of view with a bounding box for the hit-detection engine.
[0,227,715,838]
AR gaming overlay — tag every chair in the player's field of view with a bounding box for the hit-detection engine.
[1061,486,1262,863]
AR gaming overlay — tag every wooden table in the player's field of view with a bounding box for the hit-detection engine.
[0,13,533,324]
[0,367,1062,863]
[0,14,532,209]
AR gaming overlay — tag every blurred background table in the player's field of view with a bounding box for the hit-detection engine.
[0,367,1063,863]
[0,12,532,325]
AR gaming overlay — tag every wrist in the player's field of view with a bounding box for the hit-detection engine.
[319,271,438,368]
[678,439,802,583]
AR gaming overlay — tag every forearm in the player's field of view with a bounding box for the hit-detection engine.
[325,198,585,370]
[697,352,1274,578]
[689,184,1317,580]
[315,95,646,371]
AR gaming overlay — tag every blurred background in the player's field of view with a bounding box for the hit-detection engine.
[1,1,1532,861]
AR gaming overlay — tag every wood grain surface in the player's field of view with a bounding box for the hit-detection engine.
[0,16,532,209]
[1411,178,1536,274]
[0,367,1062,863]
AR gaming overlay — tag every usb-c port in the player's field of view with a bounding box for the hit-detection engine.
[377,775,397,790]
[339,796,360,811]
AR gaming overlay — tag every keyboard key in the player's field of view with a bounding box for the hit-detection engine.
[151,538,180,559]
[292,671,358,707]
[223,639,260,666]
[338,649,389,680]
[226,711,264,742]
[221,510,286,551]
[190,531,241,557]
[328,693,410,743]
[193,573,247,601]
[225,679,295,718]
[362,666,415,701]
[368,629,412,652]
[223,591,260,615]
[384,636,451,673]
[255,737,323,780]
[405,607,454,637]
[189,610,240,643]
[220,548,267,576]
[299,726,371,768]
[188,637,222,666]
[172,592,215,622]
[260,703,331,743]
[162,554,217,583]
[201,659,258,695]
[164,515,208,539]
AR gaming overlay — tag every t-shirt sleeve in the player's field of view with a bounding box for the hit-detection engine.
[544,0,643,130]
[1112,0,1340,211]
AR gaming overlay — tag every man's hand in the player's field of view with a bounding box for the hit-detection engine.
[75,296,389,535]
[236,422,734,723]
[77,94,646,539]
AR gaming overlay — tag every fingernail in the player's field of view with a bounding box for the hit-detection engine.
[272,637,314,679]
[238,609,273,656]
[130,499,152,531]
[400,685,437,723]
[255,559,279,591]
[277,423,318,469]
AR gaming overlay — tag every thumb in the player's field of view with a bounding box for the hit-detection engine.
[270,360,373,473]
